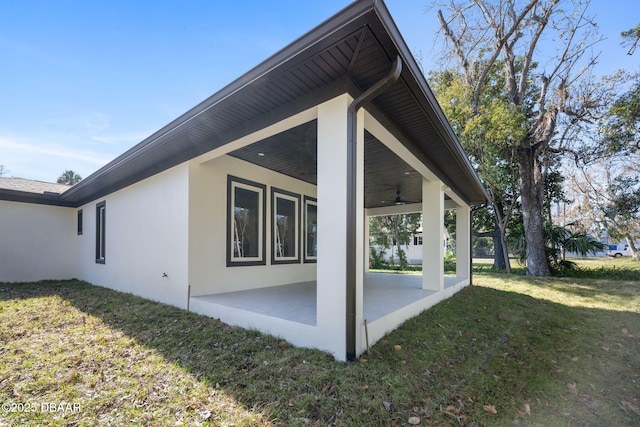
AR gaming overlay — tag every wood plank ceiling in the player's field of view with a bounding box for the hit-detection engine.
[229,121,424,209]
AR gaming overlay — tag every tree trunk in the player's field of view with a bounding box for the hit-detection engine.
[492,230,506,270]
[518,146,551,276]
[627,236,640,259]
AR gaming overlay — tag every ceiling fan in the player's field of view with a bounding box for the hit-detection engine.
[393,190,419,205]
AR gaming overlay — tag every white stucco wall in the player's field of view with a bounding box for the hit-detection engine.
[0,200,76,282]
[75,164,190,309]
[188,155,317,296]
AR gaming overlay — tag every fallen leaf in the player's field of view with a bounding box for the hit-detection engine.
[602,346,609,351]
[567,383,578,394]
[408,416,420,424]
[620,400,640,416]
[394,345,402,350]
[516,409,526,416]
[359,358,367,364]
[524,403,531,415]
[622,327,628,334]
[483,405,497,414]
[382,401,391,411]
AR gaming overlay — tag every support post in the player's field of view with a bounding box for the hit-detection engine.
[422,178,444,291]
[456,204,471,280]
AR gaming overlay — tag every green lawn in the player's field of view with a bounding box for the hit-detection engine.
[1,259,639,426]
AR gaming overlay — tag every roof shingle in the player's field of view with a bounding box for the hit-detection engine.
[0,177,71,195]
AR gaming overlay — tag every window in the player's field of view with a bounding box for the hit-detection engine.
[95,201,106,264]
[304,196,317,262]
[413,235,423,246]
[227,176,266,266]
[272,188,300,264]
[77,209,83,235]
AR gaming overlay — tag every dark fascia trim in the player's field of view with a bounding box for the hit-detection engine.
[371,0,488,205]
[64,77,358,208]
[0,188,75,207]
[226,175,267,267]
[60,1,378,205]
[363,101,475,204]
[271,187,302,265]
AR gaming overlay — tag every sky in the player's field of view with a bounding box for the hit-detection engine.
[1,0,638,183]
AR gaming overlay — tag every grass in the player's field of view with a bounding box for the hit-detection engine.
[1,258,638,426]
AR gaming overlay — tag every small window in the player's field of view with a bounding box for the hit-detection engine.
[413,235,423,246]
[95,201,106,264]
[304,196,317,263]
[77,209,83,235]
[272,188,300,264]
[227,176,266,266]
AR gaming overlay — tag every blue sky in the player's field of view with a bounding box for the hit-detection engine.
[1,0,637,183]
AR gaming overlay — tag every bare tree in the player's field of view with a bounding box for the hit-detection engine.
[0,165,8,177]
[433,0,608,275]
[568,160,640,259]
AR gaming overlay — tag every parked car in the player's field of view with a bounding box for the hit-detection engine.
[607,244,632,258]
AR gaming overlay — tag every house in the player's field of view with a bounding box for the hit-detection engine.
[377,228,451,265]
[0,0,487,361]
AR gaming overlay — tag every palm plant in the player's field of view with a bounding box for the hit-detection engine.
[508,221,606,273]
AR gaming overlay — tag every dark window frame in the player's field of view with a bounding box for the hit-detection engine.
[227,175,266,267]
[77,209,83,235]
[303,196,318,263]
[95,201,106,264]
[271,188,301,265]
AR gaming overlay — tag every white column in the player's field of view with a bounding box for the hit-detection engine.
[363,209,370,273]
[316,94,350,360]
[422,178,444,291]
[456,204,471,280]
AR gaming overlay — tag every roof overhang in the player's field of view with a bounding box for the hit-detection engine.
[6,0,487,207]
[0,188,75,207]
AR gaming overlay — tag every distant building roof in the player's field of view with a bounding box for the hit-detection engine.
[0,177,74,206]
[0,177,71,194]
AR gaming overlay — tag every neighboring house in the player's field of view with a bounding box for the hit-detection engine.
[377,229,451,265]
[0,0,487,361]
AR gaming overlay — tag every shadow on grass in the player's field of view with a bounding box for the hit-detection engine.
[522,275,640,306]
[1,280,639,426]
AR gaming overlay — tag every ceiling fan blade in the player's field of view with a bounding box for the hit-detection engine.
[394,190,419,205]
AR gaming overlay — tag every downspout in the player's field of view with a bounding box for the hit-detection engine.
[346,56,402,361]
[469,211,473,286]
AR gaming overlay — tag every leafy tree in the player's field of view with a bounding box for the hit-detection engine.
[602,176,640,259]
[432,0,613,276]
[599,76,640,157]
[431,67,523,273]
[0,165,7,177]
[57,170,82,185]
[369,214,421,269]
